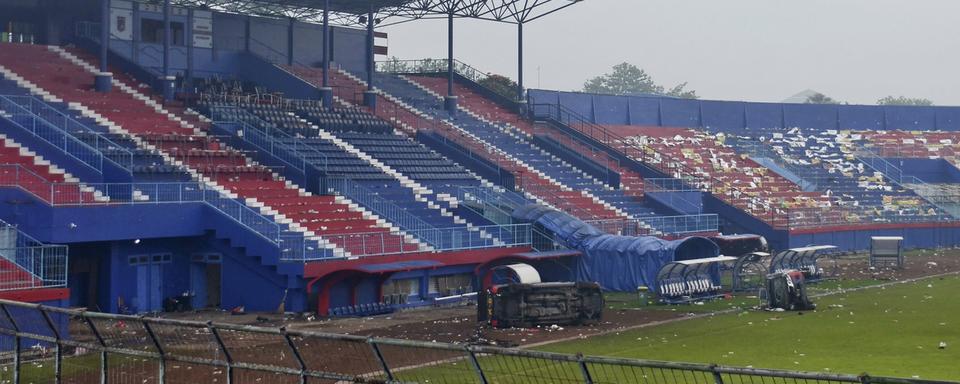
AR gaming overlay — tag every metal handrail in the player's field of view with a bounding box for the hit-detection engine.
[0,95,108,174]
[286,223,532,261]
[374,58,520,101]
[0,164,286,244]
[1,94,136,171]
[0,218,44,248]
[0,218,68,289]
[209,105,330,172]
[376,58,490,84]
[531,103,817,229]
[326,177,441,241]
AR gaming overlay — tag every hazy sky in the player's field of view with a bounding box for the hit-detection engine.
[381,0,960,105]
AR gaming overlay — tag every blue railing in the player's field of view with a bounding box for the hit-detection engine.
[2,95,135,171]
[307,223,532,261]
[644,214,719,235]
[326,177,490,249]
[327,178,435,230]
[375,58,522,103]
[644,178,700,192]
[643,178,705,215]
[0,218,68,289]
[0,163,300,249]
[54,182,287,245]
[0,32,37,44]
[460,185,717,236]
[209,106,329,172]
[457,186,529,222]
[0,95,110,174]
[74,21,100,41]
[729,139,818,191]
[584,214,718,237]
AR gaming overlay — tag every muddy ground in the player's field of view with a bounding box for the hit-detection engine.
[155,249,960,349]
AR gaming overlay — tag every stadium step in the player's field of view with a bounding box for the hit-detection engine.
[0,43,420,259]
[48,45,423,256]
[314,125,493,242]
[392,74,653,222]
[321,68,624,221]
[0,133,105,203]
[410,75,647,197]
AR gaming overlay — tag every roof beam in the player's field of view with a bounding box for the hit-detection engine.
[162,0,582,26]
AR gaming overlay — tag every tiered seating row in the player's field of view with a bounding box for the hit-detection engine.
[0,43,415,257]
[407,75,646,196]
[196,98,491,245]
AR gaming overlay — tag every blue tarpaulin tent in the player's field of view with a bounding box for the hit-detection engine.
[513,204,719,291]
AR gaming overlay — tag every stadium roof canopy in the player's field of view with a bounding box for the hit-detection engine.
[165,0,583,26]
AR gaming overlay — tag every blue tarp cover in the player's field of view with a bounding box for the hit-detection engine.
[513,204,719,291]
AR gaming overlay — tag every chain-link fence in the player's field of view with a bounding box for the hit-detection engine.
[0,298,953,384]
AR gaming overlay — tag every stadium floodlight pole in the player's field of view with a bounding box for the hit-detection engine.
[363,8,377,109]
[320,0,332,108]
[95,0,112,92]
[445,11,457,113]
[517,21,524,110]
[162,0,175,102]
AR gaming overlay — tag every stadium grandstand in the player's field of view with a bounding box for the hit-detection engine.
[0,1,958,381]
[0,0,958,316]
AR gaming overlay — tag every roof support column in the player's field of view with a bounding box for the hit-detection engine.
[287,17,295,66]
[161,0,175,102]
[319,0,333,108]
[186,8,194,88]
[95,0,112,92]
[244,16,250,51]
[444,12,458,114]
[517,21,525,112]
[363,9,377,109]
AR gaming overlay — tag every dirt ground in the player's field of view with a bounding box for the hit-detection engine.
[148,248,960,350]
[38,249,960,383]
[830,248,960,280]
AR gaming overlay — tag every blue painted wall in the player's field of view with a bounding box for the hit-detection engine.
[529,90,960,132]
[888,158,960,183]
[0,187,307,314]
[81,1,369,79]
[789,226,960,252]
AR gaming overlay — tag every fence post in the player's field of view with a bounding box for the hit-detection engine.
[577,354,593,384]
[142,320,166,384]
[0,304,21,384]
[209,324,233,384]
[39,308,63,384]
[464,346,488,384]
[367,339,394,382]
[710,364,724,384]
[281,329,308,384]
[82,315,108,384]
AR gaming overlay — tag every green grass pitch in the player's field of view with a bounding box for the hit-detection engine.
[538,275,960,381]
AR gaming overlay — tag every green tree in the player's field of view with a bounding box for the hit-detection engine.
[582,62,698,99]
[477,74,519,100]
[877,96,934,106]
[380,56,412,73]
[665,82,698,99]
[805,92,841,104]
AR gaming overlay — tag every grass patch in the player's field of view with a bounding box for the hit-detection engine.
[604,278,887,314]
[543,275,960,381]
